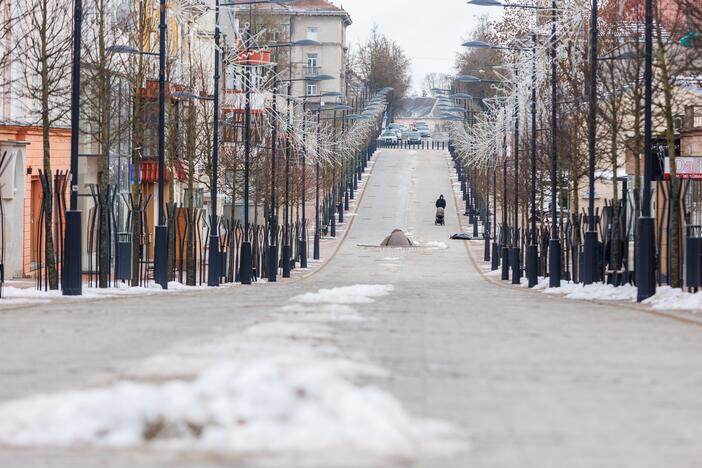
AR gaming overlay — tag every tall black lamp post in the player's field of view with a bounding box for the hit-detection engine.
[583,0,599,285]
[152,0,169,290]
[63,0,83,296]
[208,0,222,286]
[637,0,656,301]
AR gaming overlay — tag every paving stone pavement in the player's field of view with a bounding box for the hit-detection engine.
[1,148,702,467]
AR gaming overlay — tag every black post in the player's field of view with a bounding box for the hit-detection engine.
[637,0,656,301]
[153,0,168,290]
[484,165,491,262]
[207,0,221,286]
[63,0,83,296]
[501,132,509,281]
[583,0,599,285]
[527,34,538,288]
[511,69,521,285]
[548,0,562,288]
[239,26,253,284]
[491,164,499,270]
[313,109,321,260]
[268,73,279,282]
[300,103,308,269]
[331,110,337,234]
[282,64,293,278]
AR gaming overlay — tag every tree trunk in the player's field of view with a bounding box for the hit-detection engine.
[656,18,681,287]
[40,0,58,290]
[131,83,144,287]
[97,7,110,288]
[611,135,621,272]
[167,92,176,281]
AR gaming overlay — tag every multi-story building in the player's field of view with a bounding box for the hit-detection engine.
[232,0,352,100]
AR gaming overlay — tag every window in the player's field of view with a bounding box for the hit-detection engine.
[270,29,280,42]
[306,82,318,96]
[306,27,318,41]
[307,53,318,68]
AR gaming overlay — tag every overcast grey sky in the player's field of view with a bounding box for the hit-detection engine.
[339,1,502,94]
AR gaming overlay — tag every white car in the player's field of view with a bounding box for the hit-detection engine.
[378,131,398,144]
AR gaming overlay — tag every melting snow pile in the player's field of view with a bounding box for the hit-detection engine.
[514,276,702,312]
[643,286,702,311]
[0,356,455,456]
[542,281,638,301]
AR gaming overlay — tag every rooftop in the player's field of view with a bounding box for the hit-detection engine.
[229,0,351,24]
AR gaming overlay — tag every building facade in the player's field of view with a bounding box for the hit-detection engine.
[233,0,351,100]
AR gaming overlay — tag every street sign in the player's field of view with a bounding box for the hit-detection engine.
[664,157,702,180]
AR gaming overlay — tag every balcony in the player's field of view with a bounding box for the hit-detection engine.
[304,66,321,77]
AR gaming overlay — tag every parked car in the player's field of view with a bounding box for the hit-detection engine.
[378,131,398,144]
[406,131,422,143]
[417,126,431,138]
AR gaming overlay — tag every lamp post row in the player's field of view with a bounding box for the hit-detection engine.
[466,0,655,301]
[62,0,383,295]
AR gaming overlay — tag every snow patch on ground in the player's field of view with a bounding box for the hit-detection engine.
[0,356,457,458]
[514,276,702,311]
[291,284,394,305]
[547,282,638,301]
[643,286,702,311]
[423,241,448,250]
[0,281,215,307]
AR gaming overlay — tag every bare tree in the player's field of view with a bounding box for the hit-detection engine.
[353,26,411,112]
[17,0,72,289]
[422,72,452,96]
[653,0,694,288]
[81,0,125,288]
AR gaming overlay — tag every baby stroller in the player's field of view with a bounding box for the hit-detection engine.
[435,207,445,225]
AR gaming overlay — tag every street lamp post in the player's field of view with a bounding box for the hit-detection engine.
[283,80,292,277]
[548,0,561,288]
[153,0,169,290]
[492,162,499,270]
[583,0,599,285]
[466,0,561,286]
[240,26,253,285]
[637,0,656,301]
[208,0,222,287]
[527,33,538,288]
[511,68,521,285]
[502,131,509,281]
[300,102,308,269]
[314,109,321,260]
[63,0,83,296]
[268,73,279,282]
[266,39,321,278]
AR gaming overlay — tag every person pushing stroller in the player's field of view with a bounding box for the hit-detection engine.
[435,195,446,225]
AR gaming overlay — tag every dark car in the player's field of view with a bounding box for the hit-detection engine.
[406,131,422,143]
